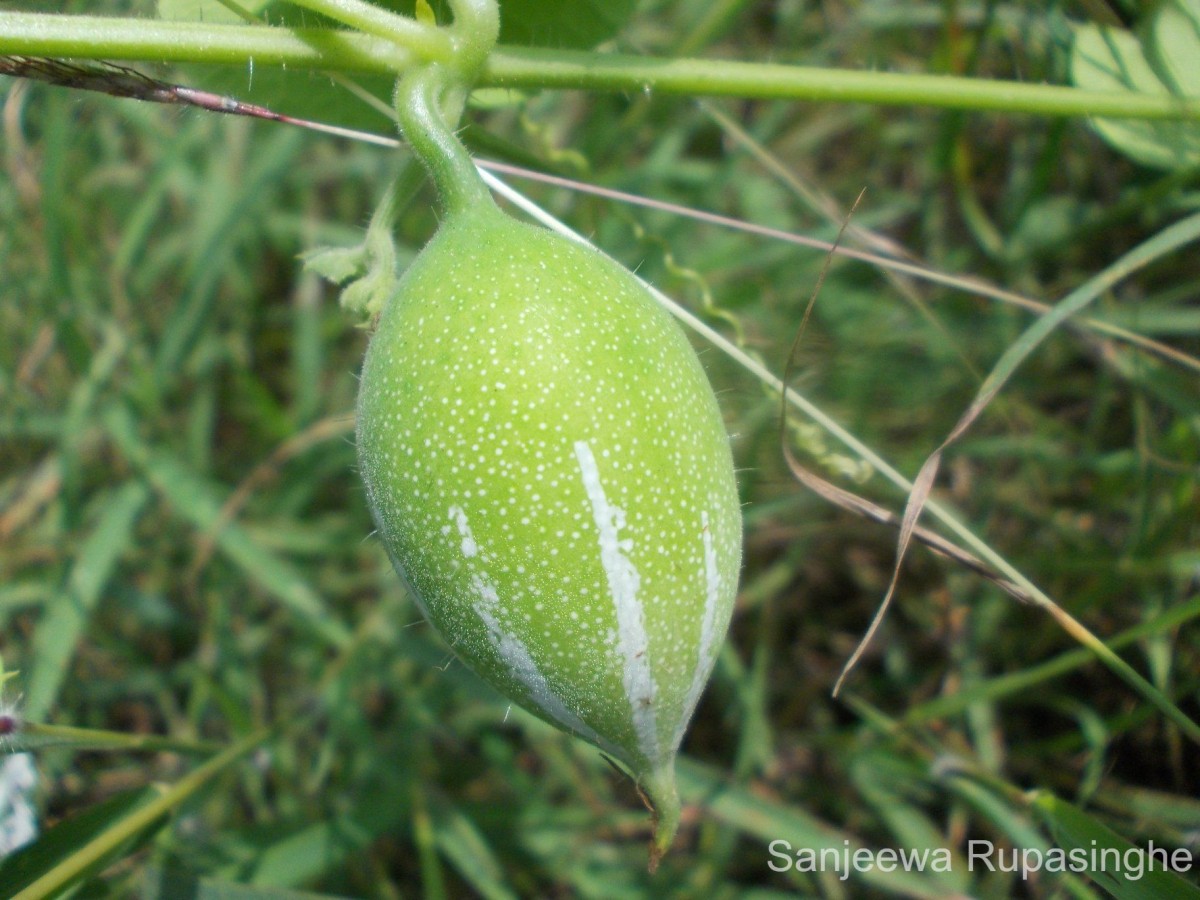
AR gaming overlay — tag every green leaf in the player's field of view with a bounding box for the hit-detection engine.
[849,753,971,894]
[676,759,965,896]
[427,788,518,900]
[168,64,400,136]
[1070,12,1200,170]
[6,731,269,900]
[300,245,370,285]
[0,787,160,899]
[494,0,637,49]
[230,777,411,887]
[1032,792,1200,900]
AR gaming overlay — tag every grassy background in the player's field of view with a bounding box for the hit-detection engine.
[2,0,1200,896]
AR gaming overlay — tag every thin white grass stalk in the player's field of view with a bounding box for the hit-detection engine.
[478,164,1200,743]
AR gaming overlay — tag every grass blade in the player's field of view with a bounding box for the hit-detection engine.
[0,787,159,898]
[103,404,352,649]
[23,481,150,722]
[1032,791,1200,900]
[11,729,269,900]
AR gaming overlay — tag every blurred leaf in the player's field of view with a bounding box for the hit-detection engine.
[24,481,150,722]
[1148,0,1200,97]
[153,126,305,382]
[850,753,970,894]
[427,787,518,900]
[1070,10,1200,170]
[0,787,160,899]
[141,867,352,899]
[494,0,637,48]
[677,759,964,896]
[163,66,399,135]
[227,769,412,888]
[7,731,269,899]
[1032,792,1200,899]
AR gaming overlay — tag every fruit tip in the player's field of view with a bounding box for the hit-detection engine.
[641,764,681,874]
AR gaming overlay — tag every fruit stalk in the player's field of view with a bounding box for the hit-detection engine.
[393,63,493,218]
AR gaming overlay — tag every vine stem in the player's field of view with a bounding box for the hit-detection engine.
[486,47,1200,120]
[447,0,500,79]
[2,11,1199,121]
[0,12,417,72]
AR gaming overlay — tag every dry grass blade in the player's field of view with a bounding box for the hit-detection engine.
[832,210,1200,700]
[831,438,952,696]
[776,191,1026,696]
[779,458,1026,601]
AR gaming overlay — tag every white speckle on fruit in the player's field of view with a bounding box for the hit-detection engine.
[573,439,659,763]
[448,505,479,558]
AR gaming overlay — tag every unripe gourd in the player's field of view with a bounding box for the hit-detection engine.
[356,67,741,863]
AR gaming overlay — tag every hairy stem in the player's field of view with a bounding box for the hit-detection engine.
[0,13,416,72]
[447,0,500,79]
[394,64,494,217]
[484,47,1200,120]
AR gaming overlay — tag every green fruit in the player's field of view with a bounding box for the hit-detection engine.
[356,65,742,862]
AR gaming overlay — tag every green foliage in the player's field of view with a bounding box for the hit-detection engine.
[2,1,1200,898]
[1070,0,1200,169]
